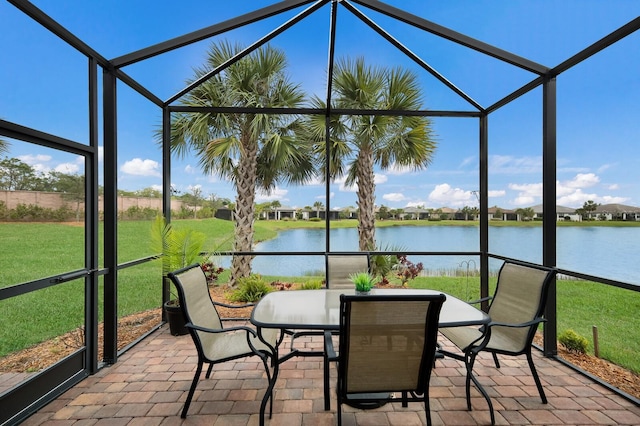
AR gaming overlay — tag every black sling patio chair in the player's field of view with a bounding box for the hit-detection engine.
[324,293,446,426]
[439,260,556,425]
[285,253,371,410]
[167,264,279,419]
[326,254,371,289]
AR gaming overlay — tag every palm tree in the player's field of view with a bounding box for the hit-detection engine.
[313,201,324,219]
[167,41,314,285]
[0,138,9,157]
[307,57,437,250]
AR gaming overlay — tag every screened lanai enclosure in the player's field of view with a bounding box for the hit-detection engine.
[1,0,639,423]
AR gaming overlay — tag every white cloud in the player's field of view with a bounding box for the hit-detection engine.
[599,195,629,204]
[608,183,619,190]
[382,192,407,202]
[337,174,386,193]
[120,158,161,177]
[554,173,602,205]
[256,186,288,202]
[405,201,427,208]
[459,156,476,168]
[98,146,104,164]
[556,189,598,207]
[338,177,357,192]
[506,174,604,207]
[307,176,324,186]
[563,173,599,189]
[386,163,413,175]
[151,184,163,192]
[185,164,196,174]
[502,172,631,208]
[597,163,613,174]
[489,155,542,174]
[315,192,335,200]
[488,190,506,197]
[509,182,542,199]
[31,163,51,174]
[513,195,536,206]
[428,183,474,207]
[374,173,388,184]
[54,163,80,173]
[18,154,51,164]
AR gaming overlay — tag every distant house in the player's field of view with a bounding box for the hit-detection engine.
[400,207,429,220]
[214,207,233,221]
[262,205,296,220]
[306,208,343,220]
[592,203,640,221]
[488,206,517,221]
[530,204,582,222]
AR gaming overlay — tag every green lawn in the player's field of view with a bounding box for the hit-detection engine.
[1,218,638,375]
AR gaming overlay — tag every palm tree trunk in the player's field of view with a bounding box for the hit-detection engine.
[356,147,376,251]
[230,139,258,286]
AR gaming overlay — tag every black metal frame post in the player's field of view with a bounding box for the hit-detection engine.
[85,57,100,373]
[161,107,172,313]
[542,77,558,357]
[102,68,118,364]
[479,114,490,308]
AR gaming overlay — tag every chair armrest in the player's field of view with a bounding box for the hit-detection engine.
[212,300,255,309]
[487,317,546,329]
[186,322,258,337]
[324,331,338,361]
[466,296,492,305]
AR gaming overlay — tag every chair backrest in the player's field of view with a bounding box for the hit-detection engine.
[337,294,445,395]
[168,264,223,344]
[327,254,370,289]
[488,261,556,352]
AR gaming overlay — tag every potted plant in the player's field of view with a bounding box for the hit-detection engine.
[151,215,206,335]
[349,271,376,295]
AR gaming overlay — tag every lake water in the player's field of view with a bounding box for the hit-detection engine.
[246,226,640,285]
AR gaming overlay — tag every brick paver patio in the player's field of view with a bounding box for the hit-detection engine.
[22,322,640,425]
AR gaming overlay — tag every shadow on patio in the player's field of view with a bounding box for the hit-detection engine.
[23,322,640,426]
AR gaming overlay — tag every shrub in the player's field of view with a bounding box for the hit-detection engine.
[395,254,424,287]
[195,207,214,219]
[227,274,273,303]
[349,272,375,292]
[559,329,589,354]
[200,260,224,285]
[299,279,323,290]
[309,217,321,222]
[0,200,7,219]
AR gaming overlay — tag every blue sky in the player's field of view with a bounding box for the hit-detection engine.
[1,1,639,211]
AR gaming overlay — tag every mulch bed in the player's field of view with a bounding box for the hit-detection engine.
[1,284,638,401]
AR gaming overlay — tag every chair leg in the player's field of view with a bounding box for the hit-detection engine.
[323,352,331,410]
[423,392,432,426]
[465,350,495,425]
[464,352,474,410]
[526,351,547,404]
[181,360,203,418]
[259,353,274,416]
[492,352,500,368]
[205,363,214,378]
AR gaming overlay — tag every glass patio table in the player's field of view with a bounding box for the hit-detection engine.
[250,288,491,425]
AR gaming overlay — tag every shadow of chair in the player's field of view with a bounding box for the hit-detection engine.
[325,293,445,426]
[439,260,556,425]
[167,264,278,418]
